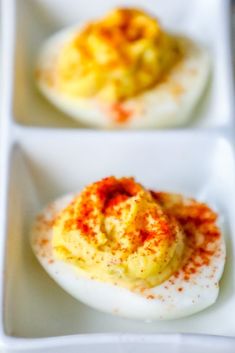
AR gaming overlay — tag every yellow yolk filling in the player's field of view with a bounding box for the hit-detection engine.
[56,8,182,102]
[52,177,185,289]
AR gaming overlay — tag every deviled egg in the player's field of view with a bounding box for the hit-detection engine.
[31,177,225,320]
[35,8,210,128]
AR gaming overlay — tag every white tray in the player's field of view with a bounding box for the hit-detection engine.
[0,0,235,352]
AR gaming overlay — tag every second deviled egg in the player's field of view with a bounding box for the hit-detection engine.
[35,8,210,128]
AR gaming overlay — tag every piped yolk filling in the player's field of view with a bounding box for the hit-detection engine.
[54,8,182,103]
[52,177,185,289]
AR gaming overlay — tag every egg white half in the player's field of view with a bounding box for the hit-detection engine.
[36,26,210,129]
[31,193,225,321]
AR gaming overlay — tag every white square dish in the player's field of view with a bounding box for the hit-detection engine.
[0,130,235,352]
[2,0,233,128]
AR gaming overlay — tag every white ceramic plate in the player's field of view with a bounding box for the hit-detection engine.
[0,0,235,352]
[0,131,235,353]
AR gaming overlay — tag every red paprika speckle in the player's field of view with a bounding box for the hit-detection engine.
[110,103,133,124]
